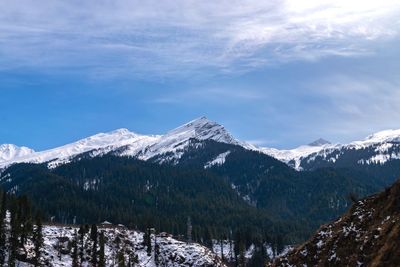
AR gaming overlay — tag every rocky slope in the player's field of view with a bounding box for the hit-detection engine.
[271,179,400,267]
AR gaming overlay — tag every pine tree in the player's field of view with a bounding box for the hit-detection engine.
[144,228,152,256]
[186,217,192,243]
[90,224,98,266]
[33,215,43,267]
[154,237,160,267]
[0,192,7,265]
[9,202,20,267]
[238,242,246,267]
[98,232,105,267]
[72,229,79,267]
[117,249,125,267]
[203,227,213,249]
[220,239,224,261]
[78,225,86,265]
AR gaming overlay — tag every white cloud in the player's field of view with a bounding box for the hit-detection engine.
[305,74,400,140]
[0,0,399,76]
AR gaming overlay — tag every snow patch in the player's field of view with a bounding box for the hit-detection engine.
[204,151,231,168]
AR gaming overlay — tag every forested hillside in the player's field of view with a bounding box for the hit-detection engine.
[176,140,381,235]
[0,156,294,254]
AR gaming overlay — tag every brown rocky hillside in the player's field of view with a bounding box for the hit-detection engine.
[271,179,400,267]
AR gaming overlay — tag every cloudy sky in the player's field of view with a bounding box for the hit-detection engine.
[1,0,400,149]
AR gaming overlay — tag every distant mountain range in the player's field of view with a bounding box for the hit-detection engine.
[0,117,254,169]
[1,117,400,249]
[2,117,400,174]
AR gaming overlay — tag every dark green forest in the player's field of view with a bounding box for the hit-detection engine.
[0,139,397,266]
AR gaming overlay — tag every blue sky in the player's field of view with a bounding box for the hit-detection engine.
[1,0,400,150]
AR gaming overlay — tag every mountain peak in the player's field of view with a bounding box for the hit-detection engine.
[183,116,213,127]
[0,144,35,162]
[167,117,237,144]
[308,138,331,146]
[364,129,400,143]
[109,128,131,135]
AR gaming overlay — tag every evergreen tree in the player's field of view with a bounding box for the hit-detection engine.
[238,242,246,267]
[33,215,43,267]
[144,228,152,256]
[186,217,192,243]
[9,201,19,267]
[203,227,213,249]
[72,230,79,267]
[0,191,7,265]
[276,235,284,255]
[17,196,32,246]
[90,224,98,266]
[98,232,105,267]
[117,249,125,267]
[78,225,86,265]
[154,237,160,267]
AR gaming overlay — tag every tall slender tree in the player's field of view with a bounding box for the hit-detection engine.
[33,215,43,266]
[78,225,86,265]
[117,249,125,267]
[0,192,7,265]
[90,224,98,267]
[98,232,105,267]
[72,229,79,267]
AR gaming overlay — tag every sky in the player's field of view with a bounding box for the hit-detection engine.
[1,0,400,150]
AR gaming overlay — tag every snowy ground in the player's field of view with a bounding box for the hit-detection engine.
[16,224,226,267]
[212,240,292,262]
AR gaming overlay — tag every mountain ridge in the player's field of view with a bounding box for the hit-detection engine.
[1,118,400,172]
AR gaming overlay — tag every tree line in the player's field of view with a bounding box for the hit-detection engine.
[0,189,43,266]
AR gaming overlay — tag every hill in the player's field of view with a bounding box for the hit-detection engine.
[272,179,400,266]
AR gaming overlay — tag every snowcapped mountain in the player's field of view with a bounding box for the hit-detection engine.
[308,138,331,147]
[1,117,400,172]
[128,116,255,163]
[261,130,400,171]
[260,143,333,170]
[0,117,255,169]
[0,144,34,162]
[0,129,159,169]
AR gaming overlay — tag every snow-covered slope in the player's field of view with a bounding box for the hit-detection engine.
[0,129,160,169]
[2,118,400,171]
[129,117,255,163]
[11,223,226,267]
[261,129,400,170]
[0,144,34,162]
[260,143,334,170]
[0,117,255,169]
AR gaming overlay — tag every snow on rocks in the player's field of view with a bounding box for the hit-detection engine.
[2,118,400,171]
[271,179,400,266]
[0,117,252,169]
[0,144,34,162]
[24,224,226,267]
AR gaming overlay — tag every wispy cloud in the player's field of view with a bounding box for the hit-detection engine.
[151,86,266,104]
[0,0,399,77]
[297,74,400,142]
